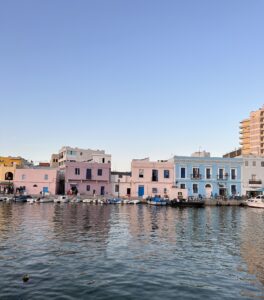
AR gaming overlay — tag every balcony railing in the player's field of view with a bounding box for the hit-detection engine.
[190,174,202,180]
[249,180,262,185]
[217,175,229,180]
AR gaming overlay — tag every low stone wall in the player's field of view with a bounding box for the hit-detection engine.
[204,199,243,206]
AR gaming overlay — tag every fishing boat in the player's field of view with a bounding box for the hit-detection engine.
[170,198,205,208]
[38,197,54,203]
[128,199,141,204]
[243,195,264,208]
[147,196,168,206]
[54,195,69,203]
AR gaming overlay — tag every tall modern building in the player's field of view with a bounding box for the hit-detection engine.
[240,105,264,155]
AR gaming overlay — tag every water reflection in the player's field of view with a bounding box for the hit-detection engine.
[0,203,263,299]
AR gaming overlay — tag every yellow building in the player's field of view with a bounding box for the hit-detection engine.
[0,156,26,194]
[240,106,264,155]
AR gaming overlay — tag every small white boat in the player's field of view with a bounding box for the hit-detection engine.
[27,198,36,204]
[83,198,93,203]
[122,199,130,204]
[70,196,82,203]
[54,195,69,203]
[128,199,141,204]
[244,195,264,208]
[38,197,54,203]
[0,196,12,202]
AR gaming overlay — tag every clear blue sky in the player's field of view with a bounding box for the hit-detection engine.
[0,0,264,170]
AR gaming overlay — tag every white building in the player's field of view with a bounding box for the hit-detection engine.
[242,155,264,197]
[111,172,132,197]
[58,146,111,167]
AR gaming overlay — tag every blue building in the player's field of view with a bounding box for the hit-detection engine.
[173,152,242,198]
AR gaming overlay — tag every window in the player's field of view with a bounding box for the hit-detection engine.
[253,161,256,167]
[80,152,83,156]
[206,168,211,179]
[152,169,158,181]
[192,168,200,179]
[86,185,90,191]
[164,170,170,178]
[44,174,48,180]
[115,185,119,192]
[245,161,248,167]
[193,184,198,194]
[164,188,167,194]
[231,185,237,195]
[75,168,80,175]
[251,174,256,181]
[22,174,26,180]
[102,158,105,163]
[218,168,224,179]
[97,169,103,176]
[86,169,92,179]
[152,188,158,194]
[180,167,186,178]
[261,161,264,167]
[118,174,123,178]
[231,169,236,180]
[180,183,186,189]
[139,169,144,178]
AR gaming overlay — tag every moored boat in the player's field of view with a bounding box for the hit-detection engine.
[128,199,141,204]
[243,195,264,208]
[147,196,168,206]
[54,195,69,203]
[170,198,205,208]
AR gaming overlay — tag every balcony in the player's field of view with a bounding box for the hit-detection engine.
[190,174,202,180]
[217,175,229,181]
[249,180,262,185]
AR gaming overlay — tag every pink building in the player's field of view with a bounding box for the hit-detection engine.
[64,162,111,196]
[14,167,58,195]
[131,158,186,199]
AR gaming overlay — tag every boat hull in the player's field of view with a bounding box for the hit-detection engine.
[170,200,205,208]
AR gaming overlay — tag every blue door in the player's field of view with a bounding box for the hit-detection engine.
[43,187,48,193]
[138,186,144,197]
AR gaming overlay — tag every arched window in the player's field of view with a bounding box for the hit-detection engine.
[5,172,13,180]
[205,184,211,188]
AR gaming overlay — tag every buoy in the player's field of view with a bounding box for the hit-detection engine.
[22,274,29,283]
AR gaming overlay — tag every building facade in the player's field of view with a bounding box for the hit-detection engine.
[111,172,132,198]
[58,146,111,167]
[14,167,58,195]
[241,155,264,197]
[240,105,264,156]
[131,158,185,199]
[173,153,242,198]
[63,162,111,196]
[0,156,30,194]
[50,154,59,168]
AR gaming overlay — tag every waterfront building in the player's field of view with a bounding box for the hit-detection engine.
[14,167,58,195]
[240,105,264,155]
[58,146,111,167]
[241,155,264,197]
[63,161,111,196]
[173,152,242,198]
[111,171,132,198]
[131,158,186,199]
[0,156,30,194]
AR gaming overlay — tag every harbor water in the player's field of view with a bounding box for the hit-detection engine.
[0,203,264,299]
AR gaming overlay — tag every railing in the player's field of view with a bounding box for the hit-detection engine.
[190,174,202,180]
[217,175,229,180]
[249,180,262,185]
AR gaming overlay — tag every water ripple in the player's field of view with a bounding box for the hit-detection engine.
[0,204,263,299]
